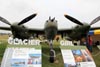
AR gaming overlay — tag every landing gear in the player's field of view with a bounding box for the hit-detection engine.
[48,40,56,63]
[49,49,56,63]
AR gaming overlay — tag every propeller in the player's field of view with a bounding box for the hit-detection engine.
[64,14,83,26]
[90,16,100,25]
[64,14,100,26]
[0,13,37,26]
[49,16,51,20]
[0,16,11,25]
[51,17,55,22]
[18,13,37,25]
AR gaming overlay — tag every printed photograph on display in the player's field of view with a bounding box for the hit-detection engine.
[11,48,41,67]
[28,54,41,64]
[72,49,93,62]
[11,59,26,67]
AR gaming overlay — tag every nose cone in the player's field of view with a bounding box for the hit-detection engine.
[11,25,17,30]
[82,23,90,31]
[11,24,18,29]
[83,25,91,35]
[86,25,91,31]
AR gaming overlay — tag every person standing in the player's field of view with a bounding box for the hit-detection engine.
[87,35,93,53]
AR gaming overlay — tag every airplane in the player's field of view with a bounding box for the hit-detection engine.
[0,14,100,63]
[64,14,100,41]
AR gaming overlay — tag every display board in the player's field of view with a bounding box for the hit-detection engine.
[60,46,96,67]
[1,45,41,67]
[1,44,97,67]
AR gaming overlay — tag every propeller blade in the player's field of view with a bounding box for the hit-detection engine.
[64,14,83,25]
[49,16,51,20]
[0,27,11,30]
[51,17,55,22]
[18,13,37,25]
[90,16,100,25]
[0,16,11,25]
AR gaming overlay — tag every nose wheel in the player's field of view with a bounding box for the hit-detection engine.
[49,49,56,63]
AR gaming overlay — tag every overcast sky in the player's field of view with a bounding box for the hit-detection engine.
[0,0,100,33]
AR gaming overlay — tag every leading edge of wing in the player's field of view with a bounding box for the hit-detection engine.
[90,27,100,30]
[28,28,72,35]
[28,28,44,34]
[58,28,72,34]
[0,27,11,31]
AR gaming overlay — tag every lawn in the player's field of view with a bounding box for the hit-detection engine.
[92,46,100,67]
[0,35,9,63]
[0,40,8,63]
[42,42,64,67]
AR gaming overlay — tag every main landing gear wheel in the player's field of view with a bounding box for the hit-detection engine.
[49,49,56,63]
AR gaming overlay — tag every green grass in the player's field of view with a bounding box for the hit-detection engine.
[42,42,64,67]
[92,46,100,67]
[0,40,8,63]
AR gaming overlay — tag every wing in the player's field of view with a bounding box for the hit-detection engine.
[58,28,72,34]
[28,28,44,34]
[0,27,11,30]
[57,26,100,35]
[57,26,100,40]
[90,27,100,30]
[57,28,72,37]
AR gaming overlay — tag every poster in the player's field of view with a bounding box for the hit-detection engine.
[11,48,41,67]
[60,46,96,67]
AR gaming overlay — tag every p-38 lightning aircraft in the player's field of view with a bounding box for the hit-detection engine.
[0,13,100,63]
[0,14,61,63]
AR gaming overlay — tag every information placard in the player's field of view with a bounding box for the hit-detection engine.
[1,45,41,67]
[60,46,96,67]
